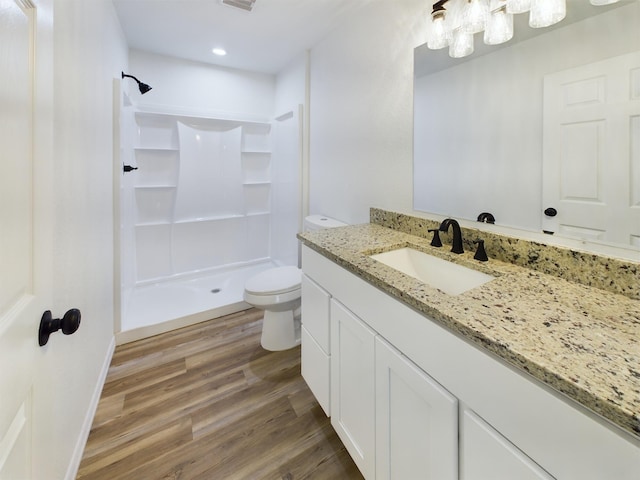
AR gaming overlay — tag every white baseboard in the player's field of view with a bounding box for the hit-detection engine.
[116,302,250,345]
[64,336,116,480]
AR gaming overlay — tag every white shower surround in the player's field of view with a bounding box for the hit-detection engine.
[119,108,300,341]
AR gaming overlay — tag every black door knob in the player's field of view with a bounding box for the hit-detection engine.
[544,207,558,217]
[39,308,81,346]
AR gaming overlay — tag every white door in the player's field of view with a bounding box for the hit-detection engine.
[542,51,640,247]
[375,337,458,480]
[0,1,53,478]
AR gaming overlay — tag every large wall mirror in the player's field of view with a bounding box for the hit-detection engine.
[413,0,640,253]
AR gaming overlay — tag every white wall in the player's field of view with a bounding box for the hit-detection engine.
[45,1,128,478]
[273,53,307,259]
[275,52,307,117]
[129,50,276,119]
[308,0,426,225]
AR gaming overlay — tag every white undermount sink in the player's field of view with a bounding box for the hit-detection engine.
[370,247,495,296]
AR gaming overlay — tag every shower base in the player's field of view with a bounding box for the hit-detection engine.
[118,261,277,344]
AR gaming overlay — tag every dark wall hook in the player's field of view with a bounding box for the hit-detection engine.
[39,309,81,346]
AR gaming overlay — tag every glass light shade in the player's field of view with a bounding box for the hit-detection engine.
[427,11,450,50]
[484,6,513,45]
[529,0,566,28]
[462,0,489,34]
[506,0,531,14]
[590,0,620,4]
[449,28,474,58]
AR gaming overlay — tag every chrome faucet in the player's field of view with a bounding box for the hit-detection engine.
[439,218,464,254]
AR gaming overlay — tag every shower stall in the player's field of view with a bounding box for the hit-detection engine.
[115,92,301,343]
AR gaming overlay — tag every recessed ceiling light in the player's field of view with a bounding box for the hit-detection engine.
[212,48,227,56]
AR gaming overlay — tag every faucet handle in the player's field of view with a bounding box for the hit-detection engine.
[428,229,442,247]
[473,239,489,262]
[476,212,495,224]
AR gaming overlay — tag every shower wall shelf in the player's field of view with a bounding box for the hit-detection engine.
[134,109,270,127]
[134,147,179,151]
[130,109,273,282]
[174,214,245,224]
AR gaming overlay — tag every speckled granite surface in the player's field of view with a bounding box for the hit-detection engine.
[370,208,640,300]
[298,223,640,440]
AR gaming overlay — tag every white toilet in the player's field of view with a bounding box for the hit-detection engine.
[243,215,346,351]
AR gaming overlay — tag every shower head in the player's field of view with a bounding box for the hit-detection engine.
[121,71,152,95]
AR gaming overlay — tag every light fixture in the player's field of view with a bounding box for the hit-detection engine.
[529,0,565,28]
[427,3,450,49]
[427,0,612,59]
[506,0,530,14]
[484,4,513,45]
[121,72,152,95]
[212,47,227,56]
[462,0,490,34]
[450,28,475,57]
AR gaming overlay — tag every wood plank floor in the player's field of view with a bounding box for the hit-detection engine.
[77,309,363,480]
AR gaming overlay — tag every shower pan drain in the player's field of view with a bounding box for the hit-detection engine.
[211,288,221,294]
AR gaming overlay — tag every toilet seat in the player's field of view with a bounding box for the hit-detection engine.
[244,266,301,296]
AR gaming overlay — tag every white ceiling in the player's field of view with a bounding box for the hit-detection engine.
[112,0,374,75]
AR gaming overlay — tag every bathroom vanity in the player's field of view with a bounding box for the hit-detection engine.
[298,216,640,479]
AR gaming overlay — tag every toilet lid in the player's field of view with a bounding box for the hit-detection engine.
[245,266,301,295]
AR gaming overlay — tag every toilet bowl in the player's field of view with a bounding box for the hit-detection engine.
[244,214,347,351]
[244,266,302,351]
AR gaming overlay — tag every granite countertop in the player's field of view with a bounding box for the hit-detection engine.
[298,223,640,440]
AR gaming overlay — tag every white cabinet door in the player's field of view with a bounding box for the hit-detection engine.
[375,337,458,480]
[331,299,376,479]
[460,406,555,480]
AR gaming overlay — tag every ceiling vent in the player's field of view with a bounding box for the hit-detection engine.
[220,0,257,12]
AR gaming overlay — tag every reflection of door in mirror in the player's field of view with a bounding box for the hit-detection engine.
[542,51,640,248]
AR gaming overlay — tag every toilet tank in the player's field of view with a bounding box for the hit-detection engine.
[304,215,347,231]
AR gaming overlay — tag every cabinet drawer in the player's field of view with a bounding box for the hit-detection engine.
[301,326,331,416]
[301,274,331,353]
